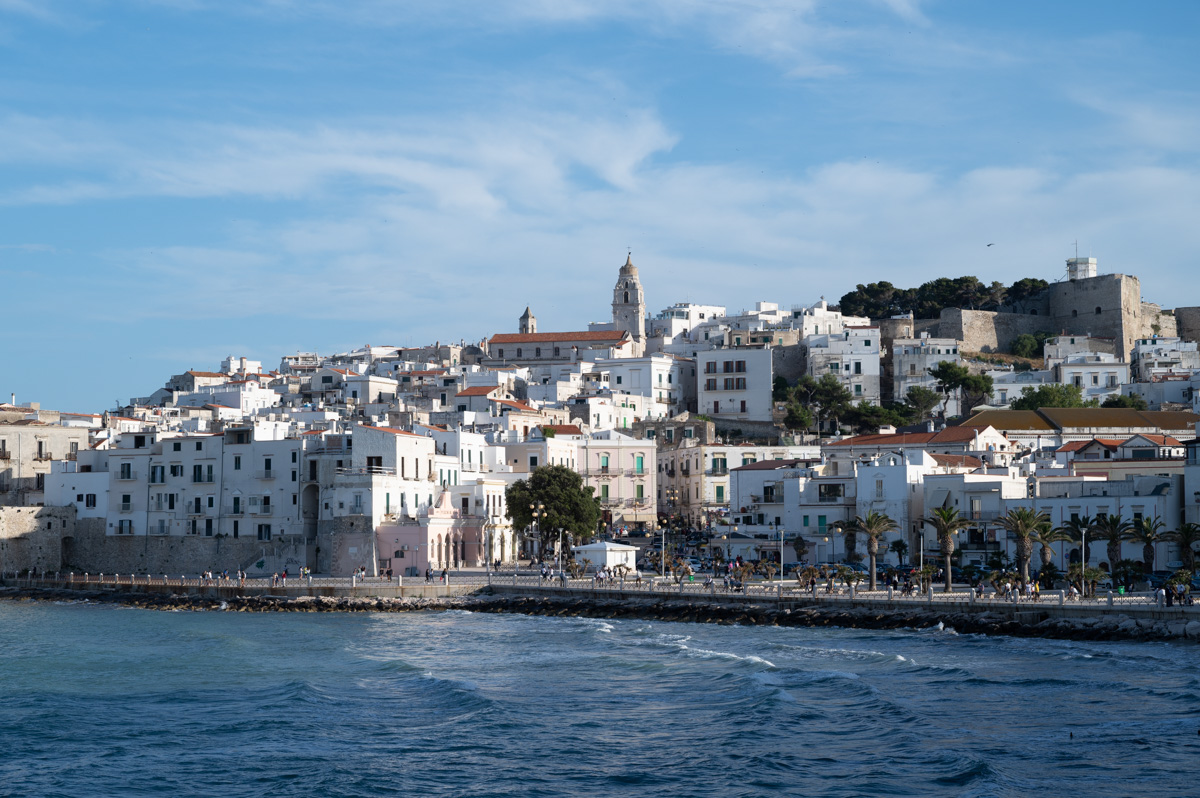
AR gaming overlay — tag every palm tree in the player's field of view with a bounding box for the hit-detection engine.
[1033,522,1072,576]
[921,507,964,593]
[1125,515,1168,572]
[1059,514,1094,566]
[841,512,898,590]
[1092,514,1132,573]
[1169,522,1200,571]
[996,507,1049,588]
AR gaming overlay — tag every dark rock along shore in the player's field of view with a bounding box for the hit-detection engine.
[2,586,1196,643]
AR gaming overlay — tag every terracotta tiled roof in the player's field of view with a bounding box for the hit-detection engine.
[186,370,226,378]
[493,399,536,412]
[963,410,1056,431]
[455,386,499,397]
[826,426,993,448]
[930,454,983,469]
[541,424,583,436]
[488,331,628,345]
[1124,434,1183,446]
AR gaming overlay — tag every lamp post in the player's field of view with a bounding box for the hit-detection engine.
[530,502,545,563]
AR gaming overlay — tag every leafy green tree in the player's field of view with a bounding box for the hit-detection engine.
[505,465,602,556]
[1010,334,1040,358]
[905,386,942,421]
[1005,277,1049,311]
[790,536,809,562]
[921,507,965,593]
[1009,383,1097,411]
[1101,393,1148,410]
[959,374,994,417]
[841,512,898,590]
[792,373,853,434]
[772,375,791,402]
[996,507,1049,587]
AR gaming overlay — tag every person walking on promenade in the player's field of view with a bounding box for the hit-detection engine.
[441,567,448,584]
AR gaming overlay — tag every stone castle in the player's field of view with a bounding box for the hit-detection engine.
[907,257,1197,359]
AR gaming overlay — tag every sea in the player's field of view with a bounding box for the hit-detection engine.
[1,600,1197,798]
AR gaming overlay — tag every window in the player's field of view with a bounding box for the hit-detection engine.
[1095,306,1102,315]
[635,455,644,474]
[616,376,623,385]
[554,347,560,356]
[497,349,504,358]
[724,378,734,390]
[173,442,181,452]
[150,465,164,484]
[705,379,717,390]
[530,456,539,469]
[735,378,746,390]
[195,442,202,451]
[535,347,541,357]
[716,486,725,503]
[735,361,746,373]
[234,456,241,470]
[516,348,523,357]
[170,465,183,477]
[854,362,862,375]
[85,494,96,508]
[600,484,609,499]
[118,520,133,535]
[740,400,747,413]
[636,484,644,499]
[205,519,213,536]
[723,361,734,373]
[257,524,272,541]
[233,520,239,539]
[705,362,717,374]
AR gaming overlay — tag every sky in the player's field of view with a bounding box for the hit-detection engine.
[3,0,1199,412]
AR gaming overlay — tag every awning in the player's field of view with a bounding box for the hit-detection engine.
[927,489,951,510]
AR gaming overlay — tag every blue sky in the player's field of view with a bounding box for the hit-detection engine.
[3,1,1199,412]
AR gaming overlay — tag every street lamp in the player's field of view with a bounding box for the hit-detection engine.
[530,502,545,563]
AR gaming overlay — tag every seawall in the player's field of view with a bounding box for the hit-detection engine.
[4,584,1200,644]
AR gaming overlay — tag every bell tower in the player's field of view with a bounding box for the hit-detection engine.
[612,254,646,356]
[519,306,536,334]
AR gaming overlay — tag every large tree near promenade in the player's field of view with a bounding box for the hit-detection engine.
[921,507,965,593]
[996,507,1050,588]
[840,512,898,591]
[505,465,601,557]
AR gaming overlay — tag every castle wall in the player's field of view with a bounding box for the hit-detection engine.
[1046,273,1140,360]
[771,343,807,384]
[937,309,1046,354]
[0,506,73,574]
[1173,307,1200,343]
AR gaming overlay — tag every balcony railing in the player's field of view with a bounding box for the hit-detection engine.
[226,506,245,516]
[119,502,132,512]
[257,469,276,480]
[115,470,139,481]
[706,467,728,475]
[34,452,53,462]
[817,494,845,503]
[192,475,214,484]
[250,505,274,516]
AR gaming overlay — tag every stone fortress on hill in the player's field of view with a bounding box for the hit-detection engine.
[920,257,1185,361]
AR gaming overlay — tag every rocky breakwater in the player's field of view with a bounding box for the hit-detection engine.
[5,586,1200,643]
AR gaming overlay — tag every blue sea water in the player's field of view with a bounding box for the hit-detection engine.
[0,601,1197,798]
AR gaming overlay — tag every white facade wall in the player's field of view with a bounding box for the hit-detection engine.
[892,336,962,414]
[697,348,774,422]
[805,327,882,405]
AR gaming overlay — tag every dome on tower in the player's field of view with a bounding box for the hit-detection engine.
[619,253,639,277]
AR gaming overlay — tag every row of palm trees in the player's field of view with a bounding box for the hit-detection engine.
[838,508,1200,593]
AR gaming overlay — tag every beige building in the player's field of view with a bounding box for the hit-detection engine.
[0,421,91,506]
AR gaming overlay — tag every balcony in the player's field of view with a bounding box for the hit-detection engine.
[150,523,170,536]
[119,502,133,513]
[706,467,728,476]
[250,505,274,516]
[115,470,139,482]
[65,451,78,462]
[817,494,845,504]
[34,452,53,462]
[192,475,214,484]
[257,469,276,480]
[226,505,245,516]
[0,451,9,460]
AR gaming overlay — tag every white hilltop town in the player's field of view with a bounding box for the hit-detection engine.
[6,253,1200,584]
